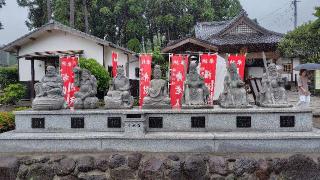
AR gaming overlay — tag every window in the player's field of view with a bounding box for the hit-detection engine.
[135,67,140,78]
[283,64,292,73]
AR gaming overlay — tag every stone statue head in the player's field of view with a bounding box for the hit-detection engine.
[81,69,91,80]
[116,65,125,77]
[268,63,277,76]
[189,61,197,73]
[229,62,237,73]
[153,65,162,79]
[189,61,199,81]
[46,66,57,77]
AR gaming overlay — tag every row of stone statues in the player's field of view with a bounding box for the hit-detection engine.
[32,61,291,110]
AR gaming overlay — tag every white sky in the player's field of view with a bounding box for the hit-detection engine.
[0,0,319,45]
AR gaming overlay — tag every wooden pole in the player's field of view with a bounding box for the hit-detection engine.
[30,59,35,99]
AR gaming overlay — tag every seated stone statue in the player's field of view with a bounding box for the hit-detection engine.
[32,66,65,110]
[73,67,99,109]
[219,62,252,108]
[258,63,292,107]
[104,65,134,109]
[183,61,210,108]
[143,65,171,109]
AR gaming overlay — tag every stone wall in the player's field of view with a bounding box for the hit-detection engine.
[0,153,320,180]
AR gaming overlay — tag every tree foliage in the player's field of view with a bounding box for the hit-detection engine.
[278,7,320,63]
[0,0,5,29]
[18,0,242,51]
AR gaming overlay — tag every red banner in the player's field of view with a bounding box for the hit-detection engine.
[112,51,118,77]
[170,55,187,108]
[228,54,246,80]
[200,54,217,104]
[60,56,79,107]
[139,54,152,107]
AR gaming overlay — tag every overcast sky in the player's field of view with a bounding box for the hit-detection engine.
[0,0,319,45]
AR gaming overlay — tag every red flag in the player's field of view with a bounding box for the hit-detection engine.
[200,54,217,104]
[112,52,118,77]
[170,55,187,108]
[139,54,152,107]
[60,56,79,107]
[228,54,246,80]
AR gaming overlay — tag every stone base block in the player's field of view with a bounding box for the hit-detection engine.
[13,107,313,133]
[1,130,320,153]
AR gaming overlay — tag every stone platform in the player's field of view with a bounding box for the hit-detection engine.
[14,107,312,132]
[1,130,320,153]
[0,106,316,153]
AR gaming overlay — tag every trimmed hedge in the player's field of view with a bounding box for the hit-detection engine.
[0,66,19,89]
[0,107,30,133]
[0,83,26,105]
[0,111,14,133]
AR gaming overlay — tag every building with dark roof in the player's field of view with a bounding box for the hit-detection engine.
[1,20,139,99]
[163,10,300,82]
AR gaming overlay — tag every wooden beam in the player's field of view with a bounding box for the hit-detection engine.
[30,59,35,99]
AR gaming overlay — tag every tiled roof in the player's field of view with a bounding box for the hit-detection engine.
[208,34,283,45]
[195,10,284,46]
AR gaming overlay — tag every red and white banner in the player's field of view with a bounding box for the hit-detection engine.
[199,54,217,104]
[60,56,79,107]
[170,55,187,108]
[228,54,246,80]
[112,51,118,77]
[139,54,152,107]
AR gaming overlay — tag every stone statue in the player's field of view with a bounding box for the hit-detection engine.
[32,66,65,110]
[142,65,171,109]
[104,65,134,109]
[73,67,99,109]
[258,63,292,107]
[219,62,252,108]
[182,61,210,108]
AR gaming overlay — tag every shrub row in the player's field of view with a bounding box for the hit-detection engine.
[0,107,29,133]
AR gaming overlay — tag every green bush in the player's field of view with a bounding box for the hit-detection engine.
[0,66,19,89]
[79,58,110,97]
[0,111,15,133]
[127,38,141,53]
[0,83,26,105]
[0,107,30,133]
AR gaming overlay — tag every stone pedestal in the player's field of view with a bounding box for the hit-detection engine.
[124,114,145,137]
[0,106,316,153]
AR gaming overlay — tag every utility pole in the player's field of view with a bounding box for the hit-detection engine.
[293,0,299,29]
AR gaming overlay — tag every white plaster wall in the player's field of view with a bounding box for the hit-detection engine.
[18,30,103,81]
[247,67,264,78]
[277,57,300,82]
[104,46,139,80]
[129,60,139,80]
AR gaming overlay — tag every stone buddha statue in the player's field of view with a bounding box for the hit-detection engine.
[219,62,252,108]
[104,65,134,109]
[142,65,171,109]
[258,63,292,107]
[32,66,65,110]
[183,61,210,107]
[73,67,99,109]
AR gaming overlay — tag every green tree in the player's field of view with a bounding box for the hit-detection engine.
[0,0,5,29]
[18,0,242,50]
[278,7,320,62]
[127,38,141,52]
[17,0,49,30]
